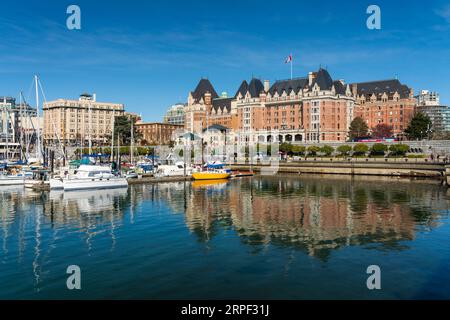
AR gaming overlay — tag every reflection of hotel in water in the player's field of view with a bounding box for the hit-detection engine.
[1,178,448,261]
[183,177,448,257]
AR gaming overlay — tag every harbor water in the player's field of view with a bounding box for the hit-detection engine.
[0,175,449,299]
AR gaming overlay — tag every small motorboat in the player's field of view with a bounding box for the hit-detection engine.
[231,171,254,178]
[0,174,25,186]
[62,165,128,191]
[0,164,25,186]
[125,170,139,179]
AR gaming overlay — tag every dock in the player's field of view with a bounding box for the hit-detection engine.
[28,175,193,191]
[127,176,193,184]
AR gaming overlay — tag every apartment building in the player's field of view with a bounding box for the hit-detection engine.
[43,93,124,146]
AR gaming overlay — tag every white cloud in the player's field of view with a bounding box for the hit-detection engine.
[435,4,450,23]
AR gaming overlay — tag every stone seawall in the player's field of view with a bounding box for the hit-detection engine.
[231,161,446,179]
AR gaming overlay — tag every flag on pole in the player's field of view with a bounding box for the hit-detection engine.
[285,53,293,79]
[284,54,292,64]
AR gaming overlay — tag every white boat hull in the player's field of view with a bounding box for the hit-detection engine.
[50,178,64,190]
[24,180,45,188]
[0,177,25,186]
[63,177,128,191]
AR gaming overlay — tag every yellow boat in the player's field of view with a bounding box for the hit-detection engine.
[192,171,231,180]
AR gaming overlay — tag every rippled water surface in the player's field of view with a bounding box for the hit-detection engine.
[0,176,449,299]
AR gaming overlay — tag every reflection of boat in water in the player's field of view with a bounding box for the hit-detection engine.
[63,187,128,201]
[62,187,128,212]
[0,184,24,193]
[192,179,229,188]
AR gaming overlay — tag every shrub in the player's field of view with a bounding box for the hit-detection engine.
[291,145,306,155]
[353,143,369,156]
[407,154,426,159]
[307,146,321,156]
[320,145,334,156]
[370,143,388,156]
[389,144,409,156]
[337,145,352,156]
[280,143,293,154]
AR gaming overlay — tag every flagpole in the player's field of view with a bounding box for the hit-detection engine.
[290,58,293,80]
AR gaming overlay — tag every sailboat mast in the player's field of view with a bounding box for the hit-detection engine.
[34,75,42,160]
[21,92,30,160]
[4,99,8,162]
[19,92,24,161]
[130,116,134,166]
[110,111,115,163]
[88,99,92,157]
[117,133,120,170]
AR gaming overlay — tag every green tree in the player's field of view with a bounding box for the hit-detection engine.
[353,143,369,156]
[307,145,320,156]
[404,112,432,140]
[370,143,388,156]
[349,117,369,140]
[389,144,409,156]
[320,145,334,156]
[371,123,393,138]
[113,115,142,146]
[337,145,352,156]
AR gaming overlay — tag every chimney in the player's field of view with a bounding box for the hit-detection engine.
[351,84,358,97]
[93,93,97,102]
[264,80,270,92]
[308,72,315,86]
[204,92,212,105]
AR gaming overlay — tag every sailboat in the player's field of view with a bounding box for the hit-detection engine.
[51,103,128,191]
[24,75,49,189]
[192,161,230,180]
[125,116,139,179]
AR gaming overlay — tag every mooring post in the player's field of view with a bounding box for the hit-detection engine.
[445,165,450,187]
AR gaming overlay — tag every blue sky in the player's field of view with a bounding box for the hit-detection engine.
[1,0,450,121]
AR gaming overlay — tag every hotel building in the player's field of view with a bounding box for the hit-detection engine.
[184,68,356,144]
[352,79,416,138]
[43,93,124,146]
